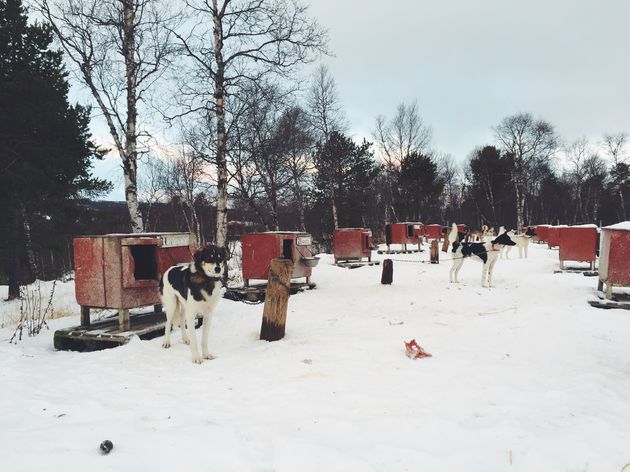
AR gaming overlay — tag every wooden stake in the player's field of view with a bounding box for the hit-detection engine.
[119,309,130,331]
[430,240,439,264]
[260,258,293,341]
[441,235,450,253]
[381,259,393,284]
[80,306,90,327]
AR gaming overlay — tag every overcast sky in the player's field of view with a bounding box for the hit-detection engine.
[92,0,630,199]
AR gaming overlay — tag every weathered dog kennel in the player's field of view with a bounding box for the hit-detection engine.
[535,224,551,243]
[54,232,196,351]
[558,225,598,270]
[241,232,317,287]
[546,225,566,249]
[333,228,373,263]
[425,224,443,240]
[596,222,630,300]
[384,222,424,251]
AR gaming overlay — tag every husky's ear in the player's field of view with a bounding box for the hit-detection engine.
[193,248,203,265]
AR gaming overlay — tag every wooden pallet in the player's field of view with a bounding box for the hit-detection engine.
[377,249,423,255]
[588,291,630,310]
[335,260,380,269]
[554,269,599,276]
[54,309,175,352]
[223,282,316,303]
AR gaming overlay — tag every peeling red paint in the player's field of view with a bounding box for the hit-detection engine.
[74,233,195,310]
[333,228,372,262]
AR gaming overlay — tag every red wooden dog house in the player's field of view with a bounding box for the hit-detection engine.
[385,222,424,250]
[73,232,196,330]
[535,224,551,243]
[598,222,630,299]
[333,228,373,263]
[425,224,442,240]
[547,225,566,249]
[241,232,317,287]
[558,225,598,270]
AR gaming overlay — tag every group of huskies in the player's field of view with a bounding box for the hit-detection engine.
[446,224,537,288]
[158,225,537,363]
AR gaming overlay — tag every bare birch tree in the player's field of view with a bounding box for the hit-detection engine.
[564,137,590,223]
[494,112,558,230]
[172,0,327,247]
[37,0,177,232]
[603,132,628,219]
[564,137,606,224]
[144,143,210,243]
[372,101,432,222]
[437,153,462,224]
[275,105,314,231]
[307,64,347,143]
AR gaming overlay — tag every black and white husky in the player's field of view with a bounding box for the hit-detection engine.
[448,224,516,287]
[505,227,537,259]
[160,245,229,364]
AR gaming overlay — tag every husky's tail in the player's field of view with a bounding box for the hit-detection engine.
[447,223,460,252]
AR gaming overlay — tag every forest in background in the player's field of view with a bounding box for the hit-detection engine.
[1,0,629,290]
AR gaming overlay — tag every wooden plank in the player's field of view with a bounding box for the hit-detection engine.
[54,310,167,352]
[335,261,380,269]
[553,269,598,276]
[588,299,630,310]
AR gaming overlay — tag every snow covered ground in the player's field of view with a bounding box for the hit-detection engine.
[2,243,630,471]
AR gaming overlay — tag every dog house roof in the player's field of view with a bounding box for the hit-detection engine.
[603,221,630,231]
[248,231,310,235]
[570,224,598,229]
[78,232,191,238]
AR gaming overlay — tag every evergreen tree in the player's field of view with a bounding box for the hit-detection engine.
[466,146,515,228]
[314,132,380,231]
[0,0,110,298]
[397,151,444,222]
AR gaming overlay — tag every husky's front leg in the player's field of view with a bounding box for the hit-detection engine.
[201,313,215,360]
[450,258,463,283]
[487,259,498,287]
[184,303,202,364]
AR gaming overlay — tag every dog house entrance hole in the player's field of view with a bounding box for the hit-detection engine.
[130,245,158,280]
[407,225,415,237]
[282,239,293,260]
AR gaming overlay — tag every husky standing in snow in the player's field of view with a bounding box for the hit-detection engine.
[448,223,516,287]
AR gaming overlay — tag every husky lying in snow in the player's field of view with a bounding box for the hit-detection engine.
[448,223,516,287]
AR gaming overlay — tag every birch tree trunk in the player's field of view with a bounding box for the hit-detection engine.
[515,185,525,231]
[122,0,143,232]
[331,190,339,229]
[19,201,38,280]
[212,1,228,247]
[296,187,306,231]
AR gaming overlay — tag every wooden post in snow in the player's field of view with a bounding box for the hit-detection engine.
[430,240,439,264]
[381,259,393,284]
[260,258,293,341]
